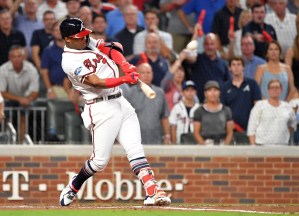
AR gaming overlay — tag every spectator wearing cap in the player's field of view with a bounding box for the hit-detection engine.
[169,80,200,144]
[36,0,68,21]
[247,79,296,145]
[221,57,261,143]
[193,81,234,145]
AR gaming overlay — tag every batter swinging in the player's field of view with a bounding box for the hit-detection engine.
[59,18,171,206]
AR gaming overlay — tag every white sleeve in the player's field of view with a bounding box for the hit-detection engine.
[133,32,144,55]
[247,101,263,136]
[169,105,178,125]
[164,33,173,49]
[288,107,297,130]
[0,93,3,103]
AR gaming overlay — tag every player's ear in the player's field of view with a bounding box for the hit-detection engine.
[64,37,72,43]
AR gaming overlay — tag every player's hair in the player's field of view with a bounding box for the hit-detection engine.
[268,79,282,89]
[251,3,265,13]
[92,14,106,23]
[229,57,245,67]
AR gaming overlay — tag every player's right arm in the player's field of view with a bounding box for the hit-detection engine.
[83,73,139,88]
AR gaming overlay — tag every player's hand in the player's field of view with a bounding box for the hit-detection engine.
[121,61,136,74]
[122,72,139,84]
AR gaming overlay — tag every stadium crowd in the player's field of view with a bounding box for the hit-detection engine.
[0,0,299,146]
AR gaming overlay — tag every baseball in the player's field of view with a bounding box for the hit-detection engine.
[186,40,198,51]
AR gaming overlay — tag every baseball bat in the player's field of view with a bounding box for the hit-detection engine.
[88,37,156,99]
[138,79,156,99]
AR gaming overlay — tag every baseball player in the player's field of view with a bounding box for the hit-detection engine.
[59,18,171,206]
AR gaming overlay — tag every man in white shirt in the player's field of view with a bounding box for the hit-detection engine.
[247,79,296,145]
[265,0,297,57]
[169,80,199,144]
[37,0,68,21]
[133,8,173,59]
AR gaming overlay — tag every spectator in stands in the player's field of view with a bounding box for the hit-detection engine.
[0,0,13,11]
[0,93,4,121]
[229,9,252,57]
[115,5,144,60]
[242,3,277,58]
[289,89,299,145]
[221,57,261,136]
[169,80,199,144]
[126,63,170,145]
[78,6,93,30]
[0,45,39,142]
[64,0,80,18]
[247,79,296,145]
[239,0,261,10]
[287,0,299,14]
[240,34,266,79]
[178,0,225,35]
[255,40,296,101]
[265,0,296,57]
[88,0,115,18]
[285,34,299,91]
[211,0,243,47]
[130,33,170,87]
[37,0,67,21]
[0,9,26,65]
[185,33,231,103]
[41,21,71,100]
[106,0,145,38]
[90,14,113,41]
[133,8,173,60]
[161,50,187,110]
[31,11,55,71]
[14,0,44,60]
[159,0,195,53]
[193,81,234,145]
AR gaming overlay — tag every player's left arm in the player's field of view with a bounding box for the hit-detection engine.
[88,37,136,74]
